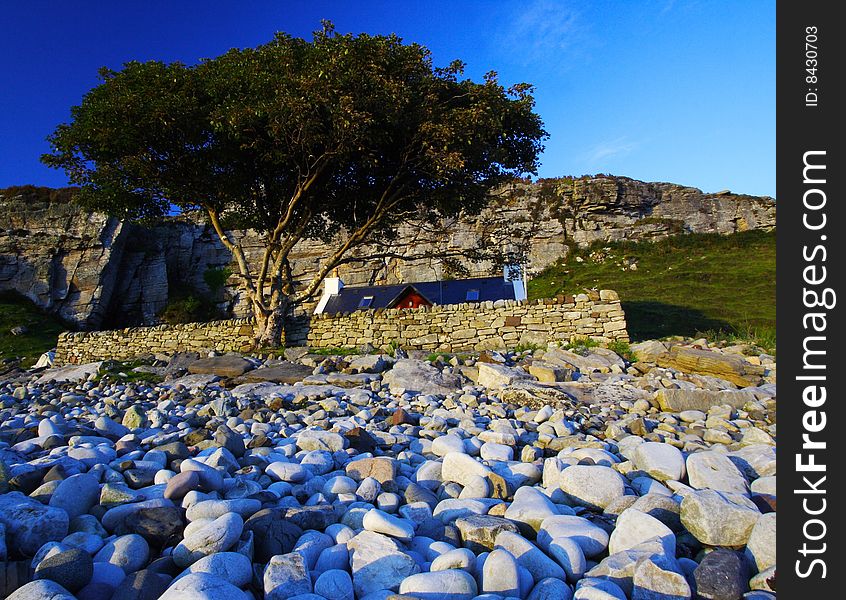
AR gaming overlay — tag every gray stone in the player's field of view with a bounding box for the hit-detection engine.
[477,363,533,388]
[159,572,250,600]
[188,355,253,378]
[608,509,675,556]
[680,490,760,547]
[172,512,244,567]
[686,451,750,495]
[545,535,587,582]
[504,485,561,536]
[656,389,757,412]
[314,569,354,600]
[382,359,462,395]
[482,548,520,596]
[34,547,93,592]
[632,442,685,482]
[6,580,77,600]
[538,515,610,558]
[348,530,420,596]
[35,362,103,384]
[494,531,566,582]
[632,557,691,600]
[0,492,70,558]
[528,577,575,600]
[93,533,150,573]
[559,465,626,510]
[398,569,478,600]
[744,513,776,573]
[177,552,252,587]
[455,514,521,553]
[693,549,749,600]
[264,552,312,599]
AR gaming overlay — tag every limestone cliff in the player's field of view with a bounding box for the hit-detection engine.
[0,176,775,329]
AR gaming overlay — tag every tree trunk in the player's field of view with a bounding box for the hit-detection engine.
[253,299,287,348]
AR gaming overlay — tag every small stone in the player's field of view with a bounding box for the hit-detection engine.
[632,442,685,482]
[314,569,354,600]
[538,515,610,558]
[494,531,567,582]
[94,534,150,574]
[528,577,574,600]
[34,547,93,592]
[574,578,627,599]
[504,485,561,536]
[632,557,691,600]
[686,451,750,495]
[362,508,415,541]
[6,580,77,600]
[48,473,100,520]
[744,513,776,573]
[159,572,250,600]
[264,552,312,599]
[110,569,171,600]
[482,548,520,596]
[347,530,420,597]
[680,490,760,547]
[398,569,478,600]
[693,549,749,600]
[172,512,244,567]
[179,552,252,587]
[608,509,675,556]
[559,465,626,510]
[455,514,521,553]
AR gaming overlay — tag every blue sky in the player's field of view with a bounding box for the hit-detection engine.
[0,0,775,197]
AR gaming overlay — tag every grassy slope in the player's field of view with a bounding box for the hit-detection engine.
[528,230,776,347]
[0,292,66,365]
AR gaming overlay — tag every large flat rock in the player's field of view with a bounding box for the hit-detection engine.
[187,355,254,378]
[35,361,103,384]
[657,346,765,387]
[657,388,758,412]
[233,362,313,384]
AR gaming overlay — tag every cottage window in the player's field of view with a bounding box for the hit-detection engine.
[358,296,374,308]
[466,289,480,301]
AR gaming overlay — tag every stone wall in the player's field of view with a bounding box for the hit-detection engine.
[54,318,257,364]
[307,290,628,352]
[54,292,628,363]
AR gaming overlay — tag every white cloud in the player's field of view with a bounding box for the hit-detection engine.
[585,136,639,164]
[497,0,589,66]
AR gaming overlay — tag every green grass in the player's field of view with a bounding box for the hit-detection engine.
[0,291,67,366]
[309,346,361,356]
[528,230,776,348]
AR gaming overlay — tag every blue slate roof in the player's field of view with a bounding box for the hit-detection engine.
[321,276,515,315]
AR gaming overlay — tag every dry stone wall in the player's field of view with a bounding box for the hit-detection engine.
[54,292,627,363]
[307,291,628,352]
[54,318,257,364]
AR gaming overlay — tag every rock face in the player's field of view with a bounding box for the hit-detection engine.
[1,177,775,329]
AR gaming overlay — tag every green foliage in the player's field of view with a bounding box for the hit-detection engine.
[606,340,637,363]
[696,322,777,355]
[159,285,221,324]
[96,360,163,384]
[203,266,232,294]
[512,341,543,353]
[529,230,776,345]
[41,21,547,312]
[0,292,67,366]
[566,336,601,356]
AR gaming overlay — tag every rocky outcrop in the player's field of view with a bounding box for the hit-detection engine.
[0,177,775,329]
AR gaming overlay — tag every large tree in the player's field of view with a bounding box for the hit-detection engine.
[43,23,547,345]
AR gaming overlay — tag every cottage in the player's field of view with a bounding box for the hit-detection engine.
[314,266,527,315]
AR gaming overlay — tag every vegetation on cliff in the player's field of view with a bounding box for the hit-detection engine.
[0,292,66,365]
[528,229,776,349]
